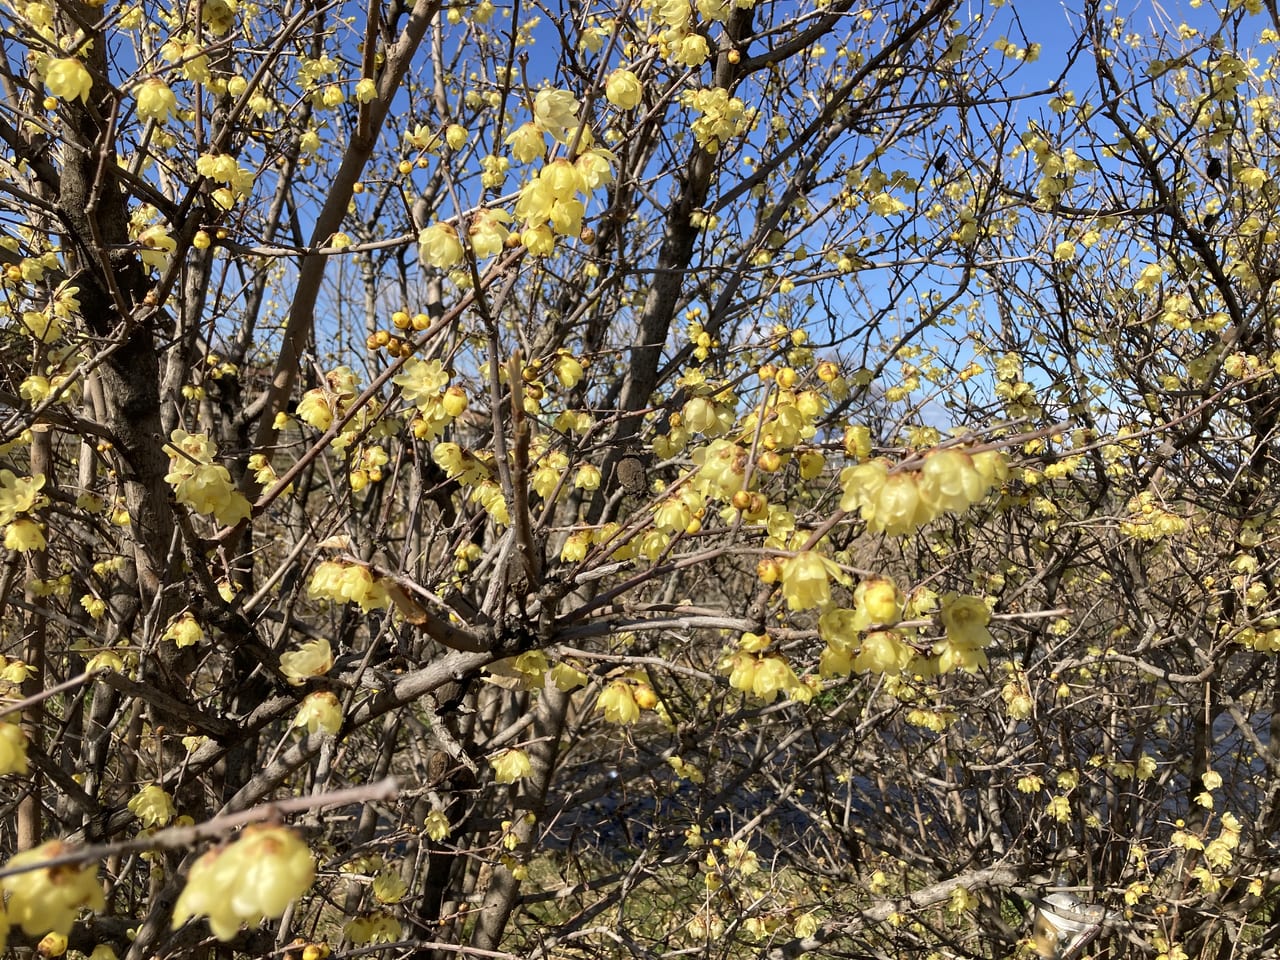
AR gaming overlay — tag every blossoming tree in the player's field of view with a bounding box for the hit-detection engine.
[2,0,1280,958]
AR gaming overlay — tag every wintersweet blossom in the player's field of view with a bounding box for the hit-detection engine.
[491,748,532,783]
[935,593,993,673]
[505,122,546,163]
[128,784,176,827]
[2,840,105,936]
[164,429,253,525]
[280,637,333,684]
[306,560,390,612]
[531,87,580,142]
[468,209,512,258]
[605,69,642,109]
[392,358,450,407]
[171,826,315,940]
[0,720,28,774]
[134,78,178,121]
[4,518,45,552]
[853,630,912,675]
[418,223,463,268]
[597,681,640,724]
[779,551,835,611]
[161,612,204,647]
[44,58,92,101]
[294,691,343,736]
[852,577,902,628]
[0,470,46,524]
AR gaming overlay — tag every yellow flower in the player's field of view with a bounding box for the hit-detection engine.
[168,462,252,525]
[295,389,334,429]
[344,912,401,944]
[468,208,512,258]
[19,309,61,342]
[128,784,176,827]
[505,122,546,163]
[751,654,798,702]
[161,612,204,648]
[869,471,929,535]
[917,449,989,514]
[171,826,315,940]
[779,551,834,611]
[2,839,105,936]
[852,577,901,627]
[44,58,92,102]
[552,351,585,387]
[605,69,643,109]
[532,87,580,142]
[491,748,532,783]
[373,868,407,903]
[445,123,467,149]
[575,147,616,189]
[520,223,555,256]
[134,78,178,122]
[935,593,993,673]
[306,561,390,613]
[560,529,592,563]
[574,463,601,490]
[838,458,887,513]
[418,222,463,269]
[392,357,449,407]
[597,680,640,724]
[280,638,333,684]
[853,630,912,675]
[294,691,343,737]
[939,592,993,647]
[423,808,450,841]
[5,518,46,552]
[550,661,588,690]
[0,470,46,523]
[0,720,29,774]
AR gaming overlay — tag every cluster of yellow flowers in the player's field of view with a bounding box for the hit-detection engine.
[164,429,253,526]
[596,674,661,724]
[806,581,995,681]
[1119,491,1189,541]
[393,358,467,442]
[417,206,512,272]
[195,152,257,210]
[171,826,315,941]
[307,560,391,613]
[0,469,48,553]
[513,147,615,255]
[678,87,758,153]
[19,341,86,409]
[839,447,1008,536]
[817,579,909,676]
[295,366,394,491]
[638,0,753,66]
[721,632,812,703]
[431,442,508,524]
